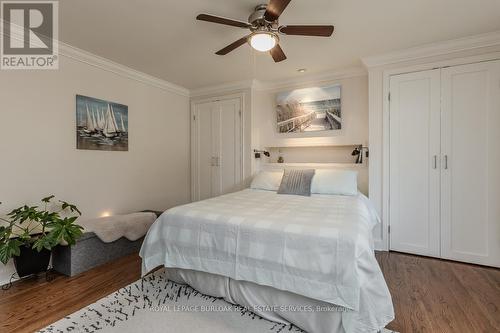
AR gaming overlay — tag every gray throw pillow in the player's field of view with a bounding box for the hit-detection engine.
[277,169,315,196]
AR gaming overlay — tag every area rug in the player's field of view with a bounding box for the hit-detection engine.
[39,269,396,333]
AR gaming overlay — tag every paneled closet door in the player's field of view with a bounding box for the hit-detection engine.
[389,69,441,257]
[192,97,242,202]
[193,101,216,201]
[211,98,242,197]
[220,98,242,195]
[441,60,500,267]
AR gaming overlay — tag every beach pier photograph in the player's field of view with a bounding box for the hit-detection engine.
[276,85,341,133]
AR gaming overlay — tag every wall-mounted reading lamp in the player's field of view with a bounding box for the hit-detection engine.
[254,149,270,158]
[351,145,369,164]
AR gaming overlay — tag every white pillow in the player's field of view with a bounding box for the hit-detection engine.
[250,170,284,191]
[311,169,358,196]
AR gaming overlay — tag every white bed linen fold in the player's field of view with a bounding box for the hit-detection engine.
[140,189,394,332]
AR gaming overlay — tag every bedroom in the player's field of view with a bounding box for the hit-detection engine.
[0,0,499,332]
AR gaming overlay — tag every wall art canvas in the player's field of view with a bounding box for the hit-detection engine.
[276,84,341,133]
[76,95,128,151]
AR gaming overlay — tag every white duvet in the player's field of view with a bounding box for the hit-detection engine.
[140,189,394,332]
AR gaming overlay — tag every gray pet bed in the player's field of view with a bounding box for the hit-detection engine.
[52,232,144,276]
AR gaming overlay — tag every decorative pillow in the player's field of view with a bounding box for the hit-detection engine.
[277,169,315,196]
[311,169,358,196]
[250,170,284,191]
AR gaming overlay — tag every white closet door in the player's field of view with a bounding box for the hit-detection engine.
[193,101,216,201]
[210,98,242,197]
[389,69,441,257]
[441,60,500,267]
[210,105,222,197]
[217,98,242,196]
[192,97,243,201]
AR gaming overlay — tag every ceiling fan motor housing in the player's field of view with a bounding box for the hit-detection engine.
[248,4,273,26]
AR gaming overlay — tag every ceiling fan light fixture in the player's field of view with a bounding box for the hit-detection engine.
[197,0,335,62]
[249,32,277,52]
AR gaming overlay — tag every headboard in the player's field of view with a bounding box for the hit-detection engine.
[260,163,368,195]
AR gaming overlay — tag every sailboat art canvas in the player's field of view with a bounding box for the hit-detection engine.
[76,95,128,151]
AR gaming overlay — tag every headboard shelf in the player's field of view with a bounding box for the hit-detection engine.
[264,162,366,168]
[262,145,366,165]
[264,144,362,149]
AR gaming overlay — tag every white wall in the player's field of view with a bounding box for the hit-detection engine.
[0,54,191,285]
[251,74,369,176]
[190,73,370,189]
[191,72,369,177]
[253,75,368,149]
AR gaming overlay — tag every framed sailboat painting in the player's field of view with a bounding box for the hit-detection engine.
[76,95,128,151]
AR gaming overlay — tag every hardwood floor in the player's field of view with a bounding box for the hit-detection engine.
[0,254,142,333]
[0,252,498,333]
[376,252,500,333]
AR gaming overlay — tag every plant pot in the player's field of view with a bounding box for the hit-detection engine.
[13,245,51,278]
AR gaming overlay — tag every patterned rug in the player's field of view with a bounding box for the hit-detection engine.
[40,269,396,333]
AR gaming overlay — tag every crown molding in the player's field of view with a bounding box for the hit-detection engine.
[361,30,500,68]
[59,43,190,96]
[189,80,256,98]
[189,67,367,97]
[1,20,189,96]
[254,67,367,91]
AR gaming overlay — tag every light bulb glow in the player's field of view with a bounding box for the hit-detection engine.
[249,33,277,52]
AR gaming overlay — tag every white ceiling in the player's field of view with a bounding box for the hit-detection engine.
[60,0,500,89]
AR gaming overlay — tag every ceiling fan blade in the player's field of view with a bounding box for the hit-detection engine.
[270,44,287,62]
[279,25,334,37]
[215,35,250,55]
[196,14,251,29]
[264,0,292,22]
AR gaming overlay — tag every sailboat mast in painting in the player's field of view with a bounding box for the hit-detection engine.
[76,95,128,151]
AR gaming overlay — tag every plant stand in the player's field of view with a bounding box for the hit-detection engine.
[13,245,51,278]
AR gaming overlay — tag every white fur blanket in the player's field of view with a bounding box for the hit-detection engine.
[81,212,157,243]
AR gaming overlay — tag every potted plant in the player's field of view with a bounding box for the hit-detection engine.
[0,195,83,277]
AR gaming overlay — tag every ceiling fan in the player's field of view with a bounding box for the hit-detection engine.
[196,0,334,62]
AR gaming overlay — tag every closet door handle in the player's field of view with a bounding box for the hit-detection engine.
[444,155,448,169]
[433,155,437,169]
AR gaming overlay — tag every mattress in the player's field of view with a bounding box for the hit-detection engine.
[140,189,394,332]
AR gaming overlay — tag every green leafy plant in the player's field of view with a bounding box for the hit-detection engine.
[0,195,83,264]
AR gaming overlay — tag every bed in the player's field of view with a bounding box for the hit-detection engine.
[140,169,394,333]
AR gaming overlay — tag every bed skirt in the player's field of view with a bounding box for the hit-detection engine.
[164,267,359,333]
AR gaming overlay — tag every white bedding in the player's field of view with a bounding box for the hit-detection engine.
[140,189,394,332]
